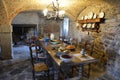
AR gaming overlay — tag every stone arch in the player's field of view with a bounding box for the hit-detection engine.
[0,1,47,59]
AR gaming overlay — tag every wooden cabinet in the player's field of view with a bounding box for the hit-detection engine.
[78,18,104,32]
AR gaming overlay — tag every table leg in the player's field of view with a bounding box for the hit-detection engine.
[78,65,83,79]
[54,70,59,80]
[53,62,59,80]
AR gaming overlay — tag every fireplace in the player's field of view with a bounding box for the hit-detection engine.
[12,24,37,45]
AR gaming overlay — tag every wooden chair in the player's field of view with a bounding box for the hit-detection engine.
[82,40,94,78]
[29,43,49,80]
[71,40,94,78]
[84,41,94,56]
[59,36,65,42]
[91,47,108,71]
[29,38,48,62]
[27,36,39,45]
[70,38,78,48]
[60,62,81,80]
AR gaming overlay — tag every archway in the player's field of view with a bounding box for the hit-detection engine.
[10,10,63,60]
[11,11,41,60]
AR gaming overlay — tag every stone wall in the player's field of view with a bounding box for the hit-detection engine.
[0,31,12,59]
[38,20,60,39]
[12,11,61,39]
[103,20,120,80]
[107,50,120,80]
[69,1,120,79]
[12,12,39,24]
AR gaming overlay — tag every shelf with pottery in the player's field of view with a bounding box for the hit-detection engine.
[77,12,105,32]
[78,18,101,23]
[81,24,100,32]
[78,18,102,32]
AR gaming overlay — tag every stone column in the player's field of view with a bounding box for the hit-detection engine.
[0,25,12,59]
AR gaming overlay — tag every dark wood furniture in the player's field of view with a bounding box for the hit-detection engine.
[29,43,49,80]
[41,42,97,80]
[59,36,65,42]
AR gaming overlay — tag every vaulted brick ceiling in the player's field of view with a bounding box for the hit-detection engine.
[0,0,119,25]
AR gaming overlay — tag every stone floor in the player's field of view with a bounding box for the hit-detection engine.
[12,44,30,60]
[0,60,32,80]
[0,45,116,80]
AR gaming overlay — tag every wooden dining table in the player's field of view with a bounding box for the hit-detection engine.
[41,41,97,80]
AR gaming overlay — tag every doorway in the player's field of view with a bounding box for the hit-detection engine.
[12,24,37,60]
[12,24,37,45]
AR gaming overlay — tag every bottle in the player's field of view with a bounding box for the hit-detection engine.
[50,33,54,40]
[80,48,85,55]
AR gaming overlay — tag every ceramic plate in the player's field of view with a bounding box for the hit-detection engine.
[87,23,91,28]
[92,23,95,28]
[84,15,88,20]
[82,24,87,28]
[99,12,104,18]
[81,16,84,20]
[88,12,93,19]
[93,14,97,19]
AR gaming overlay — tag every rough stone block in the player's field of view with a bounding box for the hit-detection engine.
[117,14,120,20]
[0,25,12,32]
[105,19,116,23]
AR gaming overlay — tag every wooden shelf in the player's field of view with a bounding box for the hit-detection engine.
[78,18,101,24]
[77,18,105,32]
[82,27,99,32]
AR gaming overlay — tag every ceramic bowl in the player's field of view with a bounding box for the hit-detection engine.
[60,54,73,62]
[56,52,65,58]
[50,41,57,45]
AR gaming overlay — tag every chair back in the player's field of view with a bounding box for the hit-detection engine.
[29,42,49,80]
[78,40,94,56]
[29,44,36,70]
[84,40,94,56]
[29,41,48,63]
[71,38,78,48]
[27,36,39,45]
[59,36,65,42]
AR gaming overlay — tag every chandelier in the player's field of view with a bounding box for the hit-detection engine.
[43,0,65,21]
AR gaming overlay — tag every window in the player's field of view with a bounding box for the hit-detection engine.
[60,17,69,37]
